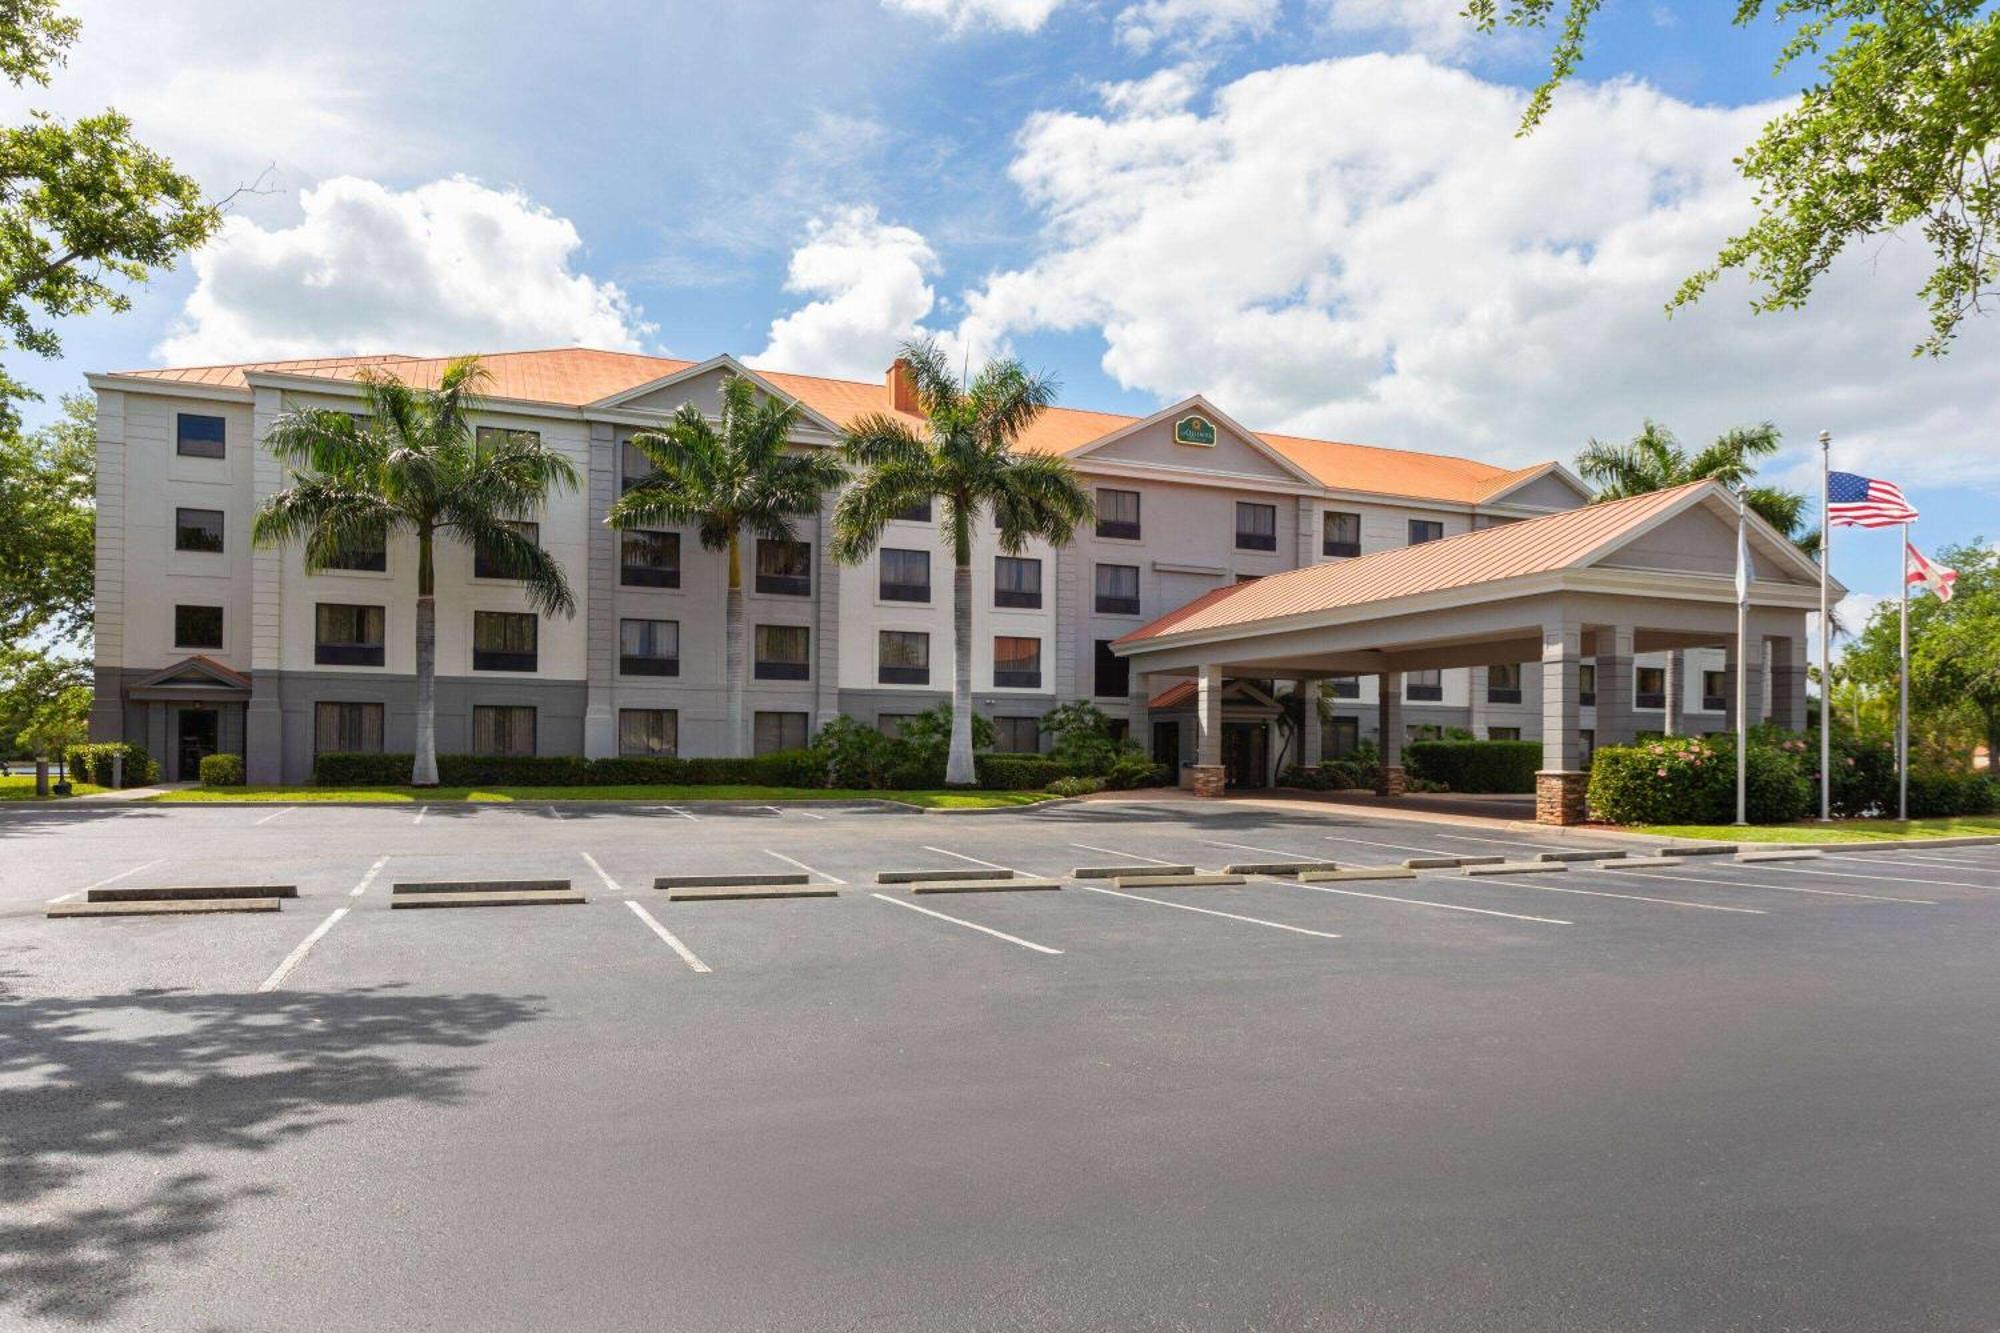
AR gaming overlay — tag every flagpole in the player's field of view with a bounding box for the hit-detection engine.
[1817,430,1832,821]
[1899,523,1911,822]
[1735,487,1749,827]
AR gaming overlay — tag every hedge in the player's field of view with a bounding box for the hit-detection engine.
[198,753,245,787]
[1587,735,1808,824]
[313,750,822,788]
[65,742,158,787]
[1404,740,1541,794]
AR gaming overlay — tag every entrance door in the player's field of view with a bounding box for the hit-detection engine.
[177,708,219,781]
[1222,722,1269,789]
[1152,720,1180,769]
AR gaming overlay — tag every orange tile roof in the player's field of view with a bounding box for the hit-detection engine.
[1117,482,1712,645]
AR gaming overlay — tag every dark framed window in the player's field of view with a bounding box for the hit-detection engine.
[1487,662,1522,704]
[1094,563,1140,616]
[619,618,679,676]
[1579,662,1597,707]
[993,716,1040,754]
[1329,673,1359,699]
[1405,668,1443,702]
[1637,666,1667,709]
[176,413,226,459]
[174,604,223,649]
[175,507,225,553]
[994,636,1041,689]
[1095,488,1141,540]
[314,702,384,755]
[618,708,678,757]
[619,438,655,493]
[314,603,386,666]
[321,525,387,572]
[1235,501,1278,551]
[472,610,537,672]
[994,555,1042,608]
[472,705,535,756]
[473,521,539,579]
[619,530,679,588]
[754,710,809,755]
[879,548,930,602]
[1488,726,1521,741]
[1323,510,1361,558]
[1703,670,1727,712]
[754,624,810,680]
[878,630,930,685]
[1408,519,1445,545]
[1323,716,1361,758]
[475,425,542,450]
[1093,639,1129,699]
[755,538,812,596]
[893,497,932,523]
[1581,728,1598,762]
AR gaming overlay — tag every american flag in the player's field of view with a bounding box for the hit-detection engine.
[1828,471,1918,527]
[1907,543,1957,602]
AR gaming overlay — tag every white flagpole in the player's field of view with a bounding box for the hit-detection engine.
[1735,488,1749,827]
[1817,430,1832,821]
[1899,524,1911,822]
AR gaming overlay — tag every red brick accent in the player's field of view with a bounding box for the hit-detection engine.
[1536,770,1589,825]
[1375,765,1406,798]
[1188,764,1227,797]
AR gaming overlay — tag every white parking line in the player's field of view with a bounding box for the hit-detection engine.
[350,856,388,896]
[1599,866,1934,905]
[1203,839,1338,863]
[624,899,712,973]
[1069,841,1180,866]
[871,893,1063,955]
[922,846,1019,873]
[412,805,428,826]
[48,857,165,904]
[545,806,568,820]
[765,849,844,884]
[792,808,826,820]
[1745,864,1996,891]
[581,852,623,894]
[1825,852,1997,871]
[1323,833,1458,859]
[1076,884,1343,939]
[657,806,698,821]
[1449,872,1768,914]
[258,908,350,993]
[254,806,297,826]
[1435,833,1590,853]
[1276,878,1571,925]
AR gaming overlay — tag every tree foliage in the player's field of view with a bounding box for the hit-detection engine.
[0,643,88,758]
[1575,419,1819,555]
[1471,1,2000,353]
[0,389,91,644]
[1844,539,2000,766]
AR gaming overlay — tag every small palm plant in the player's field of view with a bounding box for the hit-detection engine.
[832,338,1093,786]
[1576,420,1818,556]
[609,374,847,757]
[254,357,578,786]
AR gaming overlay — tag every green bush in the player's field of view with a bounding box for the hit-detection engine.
[974,754,1082,790]
[198,753,245,787]
[895,703,994,767]
[1587,735,1808,824]
[806,716,897,789]
[312,750,821,788]
[315,751,411,785]
[1905,769,1998,818]
[1404,740,1541,794]
[65,741,158,787]
[1104,752,1171,790]
[1039,700,1124,773]
[1278,764,1334,791]
[1046,775,1107,797]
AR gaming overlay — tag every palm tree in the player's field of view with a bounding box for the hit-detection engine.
[254,357,578,786]
[608,374,847,757]
[831,338,1094,786]
[1575,420,1820,556]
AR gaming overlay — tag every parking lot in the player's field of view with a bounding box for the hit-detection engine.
[6,798,2000,1330]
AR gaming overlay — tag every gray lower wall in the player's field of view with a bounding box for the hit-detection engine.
[268,671,588,782]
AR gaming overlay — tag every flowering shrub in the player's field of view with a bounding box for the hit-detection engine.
[1587,734,1808,825]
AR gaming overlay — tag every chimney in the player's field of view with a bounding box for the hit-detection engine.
[887,357,919,415]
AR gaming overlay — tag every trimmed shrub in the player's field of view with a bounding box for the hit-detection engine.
[1905,770,1998,818]
[198,753,245,787]
[312,750,822,789]
[1046,775,1107,797]
[65,742,158,787]
[1104,752,1170,790]
[975,754,1082,791]
[315,751,412,786]
[1404,740,1541,794]
[806,716,896,789]
[1588,734,1808,825]
[1278,764,1334,791]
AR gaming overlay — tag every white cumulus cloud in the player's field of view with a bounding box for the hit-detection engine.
[1315,0,1481,55]
[880,0,1067,32]
[1116,0,1279,52]
[749,207,943,381]
[158,176,650,364]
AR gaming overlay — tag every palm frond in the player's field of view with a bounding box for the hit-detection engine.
[444,508,577,618]
[830,457,943,562]
[983,452,1093,554]
[896,337,965,419]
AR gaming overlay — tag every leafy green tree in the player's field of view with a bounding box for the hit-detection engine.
[1575,419,1819,555]
[0,644,88,759]
[254,358,579,786]
[832,339,1094,786]
[1470,1,2000,353]
[608,374,847,758]
[1844,539,2000,766]
[0,390,91,644]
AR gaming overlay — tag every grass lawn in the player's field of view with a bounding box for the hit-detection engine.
[0,774,108,801]
[144,784,1054,810]
[1638,816,2000,843]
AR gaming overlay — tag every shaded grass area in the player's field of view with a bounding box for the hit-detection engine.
[0,774,108,802]
[144,784,1053,810]
[1639,816,2000,843]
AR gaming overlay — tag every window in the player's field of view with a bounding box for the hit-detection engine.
[618,709,678,757]
[176,413,226,459]
[1323,510,1361,558]
[1702,670,1727,712]
[893,497,932,523]
[1329,673,1359,699]
[1581,728,1597,763]
[1324,716,1361,758]
[175,507,225,553]
[878,630,930,685]
[619,530,679,588]
[754,624,810,680]
[754,710,809,755]
[1637,666,1667,709]
[1095,488,1141,540]
[314,702,384,755]
[473,521,539,579]
[994,555,1042,608]
[472,610,537,672]
[1405,668,1443,702]
[1487,662,1522,704]
[993,716,1041,754]
[619,618,679,676]
[1488,726,1521,741]
[472,705,536,756]
[322,525,387,572]
[755,538,812,596]
[475,425,541,450]
[1093,639,1129,698]
[619,438,655,492]
[993,636,1042,689]
[1408,519,1445,545]
[1235,501,1278,551]
[1408,724,1445,743]
[877,713,918,739]
[174,605,223,649]
[1094,563,1140,616]
[314,603,386,667]
[879,548,930,602]
[1579,662,1597,706]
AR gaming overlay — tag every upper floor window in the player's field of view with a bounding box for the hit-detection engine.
[1637,666,1667,709]
[755,538,812,597]
[619,530,680,588]
[314,603,386,667]
[175,508,225,553]
[1579,662,1597,706]
[473,521,539,579]
[878,630,930,685]
[619,618,680,676]
[1323,510,1361,558]
[754,624,810,680]
[1094,563,1140,616]
[754,710,809,755]
[879,548,930,603]
[1093,639,1129,698]
[176,413,226,459]
[1234,501,1278,551]
[994,555,1041,609]
[1328,673,1359,699]
[1408,519,1445,545]
[1095,488,1141,540]
[992,716,1040,754]
[471,610,537,672]
[1702,669,1727,712]
[893,497,932,523]
[993,636,1042,689]
[619,708,678,757]
[321,525,387,573]
[1487,662,1522,704]
[475,425,541,450]
[472,704,536,756]
[1405,668,1443,702]
[619,438,655,492]
[174,604,223,650]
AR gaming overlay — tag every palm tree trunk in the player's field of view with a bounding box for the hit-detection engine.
[725,532,746,758]
[413,527,439,787]
[946,558,976,786]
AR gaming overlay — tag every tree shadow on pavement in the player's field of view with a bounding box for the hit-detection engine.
[0,982,543,1324]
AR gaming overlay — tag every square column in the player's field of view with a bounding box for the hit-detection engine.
[1190,663,1225,797]
[1537,620,1587,824]
[1376,672,1404,796]
[1769,636,1806,733]
[1594,624,1637,748]
[582,420,618,759]
[1127,670,1151,754]
[1721,641,1767,731]
[1298,680,1323,768]
[1662,649,1686,736]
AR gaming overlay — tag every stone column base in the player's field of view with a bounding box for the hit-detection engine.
[1375,765,1406,798]
[1536,770,1590,825]
[1188,764,1227,798]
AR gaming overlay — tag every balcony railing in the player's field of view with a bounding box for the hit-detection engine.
[1322,539,1360,558]
[1235,532,1277,551]
[1406,683,1443,702]
[620,565,679,588]
[755,660,809,681]
[994,588,1041,609]
[1095,520,1141,541]
[879,581,931,603]
[315,643,384,667]
[472,649,537,673]
[878,665,929,685]
[1637,691,1667,709]
[619,656,679,677]
[756,573,811,597]
[1095,596,1140,616]
[1702,694,1727,712]
[1486,687,1521,704]
[994,669,1042,689]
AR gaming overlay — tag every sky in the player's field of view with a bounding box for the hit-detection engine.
[8,0,1996,641]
